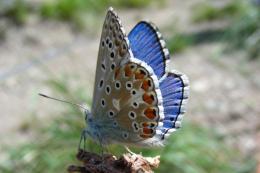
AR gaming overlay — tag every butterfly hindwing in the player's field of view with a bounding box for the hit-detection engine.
[92,60,164,144]
[112,61,162,143]
[157,71,189,140]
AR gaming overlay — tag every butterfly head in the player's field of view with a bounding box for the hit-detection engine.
[84,109,93,123]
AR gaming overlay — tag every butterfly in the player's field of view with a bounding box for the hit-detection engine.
[82,7,189,147]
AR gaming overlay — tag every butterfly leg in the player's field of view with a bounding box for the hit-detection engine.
[96,134,108,171]
[96,133,106,155]
[78,129,88,151]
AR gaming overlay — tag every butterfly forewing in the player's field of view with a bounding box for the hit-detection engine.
[92,8,131,113]
[91,8,162,144]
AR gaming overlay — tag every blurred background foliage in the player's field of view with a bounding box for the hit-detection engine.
[0,0,259,173]
[167,0,260,59]
[0,0,259,59]
[0,0,161,27]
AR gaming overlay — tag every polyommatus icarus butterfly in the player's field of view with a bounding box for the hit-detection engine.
[80,7,189,147]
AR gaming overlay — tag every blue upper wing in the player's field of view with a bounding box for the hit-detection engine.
[128,21,170,79]
[159,72,189,139]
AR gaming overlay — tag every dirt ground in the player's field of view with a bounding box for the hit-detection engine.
[0,0,259,159]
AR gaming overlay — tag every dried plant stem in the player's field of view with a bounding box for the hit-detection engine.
[67,149,160,173]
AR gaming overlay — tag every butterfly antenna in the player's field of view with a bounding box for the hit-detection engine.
[38,93,87,110]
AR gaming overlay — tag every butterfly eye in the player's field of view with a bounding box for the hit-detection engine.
[115,81,121,89]
[125,81,133,90]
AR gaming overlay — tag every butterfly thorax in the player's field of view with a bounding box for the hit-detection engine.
[84,110,114,145]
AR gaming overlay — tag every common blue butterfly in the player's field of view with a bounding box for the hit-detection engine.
[81,7,189,147]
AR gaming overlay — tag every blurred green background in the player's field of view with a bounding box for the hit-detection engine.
[0,0,259,172]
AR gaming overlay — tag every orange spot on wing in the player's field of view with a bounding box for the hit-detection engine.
[144,107,157,120]
[124,65,132,77]
[115,39,120,46]
[142,122,157,128]
[114,68,120,79]
[119,46,126,57]
[112,31,116,38]
[142,122,149,127]
[143,127,153,135]
[135,69,146,80]
[143,93,155,105]
[135,72,143,79]
[141,79,151,91]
